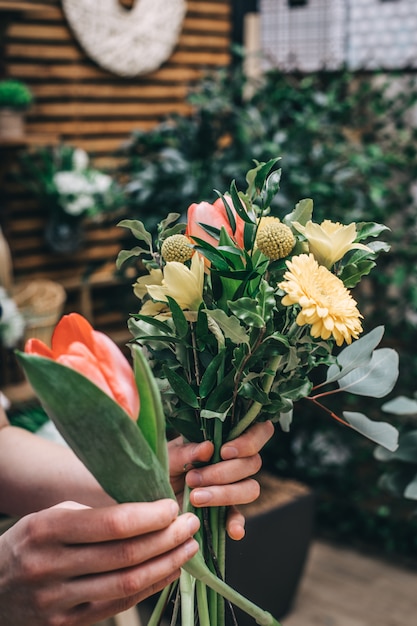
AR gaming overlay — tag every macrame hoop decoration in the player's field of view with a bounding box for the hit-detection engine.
[61,0,187,77]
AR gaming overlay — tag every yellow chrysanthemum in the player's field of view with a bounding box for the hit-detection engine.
[278,253,363,346]
[293,219,371,269]
[256,217,295,260]
[133,268,163,300]
[161,234,194,263]
[146,252,204,311]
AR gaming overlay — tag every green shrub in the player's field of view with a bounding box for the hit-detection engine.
[0,79,33,110]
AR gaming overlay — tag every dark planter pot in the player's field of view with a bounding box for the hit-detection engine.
[44,211,84,254]
[225,472,315,623]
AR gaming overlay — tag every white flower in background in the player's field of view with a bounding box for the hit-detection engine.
[54,171,90,196]
[72,148,89,171]
[90,171,112,194]
[64,194,94,216]
[0,287,25,348]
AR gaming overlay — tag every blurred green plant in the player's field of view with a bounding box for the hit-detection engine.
[0,79,33,110]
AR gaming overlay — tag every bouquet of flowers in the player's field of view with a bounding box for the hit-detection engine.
[18,158,400,626]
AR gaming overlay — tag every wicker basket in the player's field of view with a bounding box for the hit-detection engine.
[12,279,66,346]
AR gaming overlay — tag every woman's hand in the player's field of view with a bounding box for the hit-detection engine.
[0,499,199,626]
[168,421,275,540]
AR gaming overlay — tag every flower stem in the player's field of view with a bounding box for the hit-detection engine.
[184,553,282,626]
[227,354,282,441]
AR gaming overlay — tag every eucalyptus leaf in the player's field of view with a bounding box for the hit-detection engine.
[374,431,417,463]
[325,326,385,384]
[404,473,417,500]
[382,395,417,415]
[279,409,293,432]
[336,348,399,398]
[343,411,399,451]
[16,352,174,503]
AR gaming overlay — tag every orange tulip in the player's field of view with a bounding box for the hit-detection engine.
[186,196,246,249]
[25,313,140,421]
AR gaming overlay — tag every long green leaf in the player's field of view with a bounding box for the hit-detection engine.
[16,352,174,503]
[132,344,168,474]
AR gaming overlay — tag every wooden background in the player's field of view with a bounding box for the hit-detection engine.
[0,0,232,390]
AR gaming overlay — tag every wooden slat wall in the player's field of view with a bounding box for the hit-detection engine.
[1,0,232,342]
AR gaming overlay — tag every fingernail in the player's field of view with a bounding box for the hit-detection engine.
[186,514,200,535]
[221,446,238,460]
[186,470,202,487]
[170,500,179,517]
[192,489,213,505]
[185,538,199,558]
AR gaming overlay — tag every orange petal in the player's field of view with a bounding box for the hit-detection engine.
[57,352,114,399]
[51,313,95,358]
[91,330,140,421]
[25,338,53,358]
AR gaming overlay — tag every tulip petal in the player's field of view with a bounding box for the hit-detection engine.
[51,313,95,357]
[25,338,53,358]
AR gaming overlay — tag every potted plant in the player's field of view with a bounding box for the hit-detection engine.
[0,79,33,140]
[18,144,126,253]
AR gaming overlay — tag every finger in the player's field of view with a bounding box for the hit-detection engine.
[168,438,214,475]
[221,421,274,460]
[59,537,199,609]
[57,513,200,577]
[189,478,260,508]
[32,499,180,545]
[186,454,262,489]
[68,576,179,626]
[226,506,246,541]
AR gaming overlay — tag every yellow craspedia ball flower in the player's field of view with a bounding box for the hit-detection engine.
[256,217,296,261]
[161,234,194,263]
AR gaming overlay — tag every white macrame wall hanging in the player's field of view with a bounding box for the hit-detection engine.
[61,0,187,77]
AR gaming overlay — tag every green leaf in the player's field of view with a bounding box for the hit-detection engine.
[263,168,282,208]
[163,366,199,408]
[204,309,249,344]
[199,351,226,398]
[339,260,376,288]
[375,431,417,463]
[283,198,313,228]
[254,157,281,192]
[116,246,150,269]
[343,411,399,451]
[200,408,230,422]
[229,180,253,224]
[16,352,173,503]
[404,474,417,500]
[325,326,385,384]
[118,219,153,247]
[131,344,168,474]
[336,348,399,398]
[256,280,276,324]
[382,395,417,415]
[228,298,264,328]
[167,296,189,339]
[159,212,181,231]
[355,221,390,242]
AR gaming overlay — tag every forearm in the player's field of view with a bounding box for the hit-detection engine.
[0,415,113,515]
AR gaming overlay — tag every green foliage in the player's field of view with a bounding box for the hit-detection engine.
[118,62,417,351]
[0,79,33,110]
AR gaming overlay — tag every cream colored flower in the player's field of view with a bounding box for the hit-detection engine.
[278,253,363,346]
[146,253,204,311]
[133,268,163,300]
[293,220,371,268]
